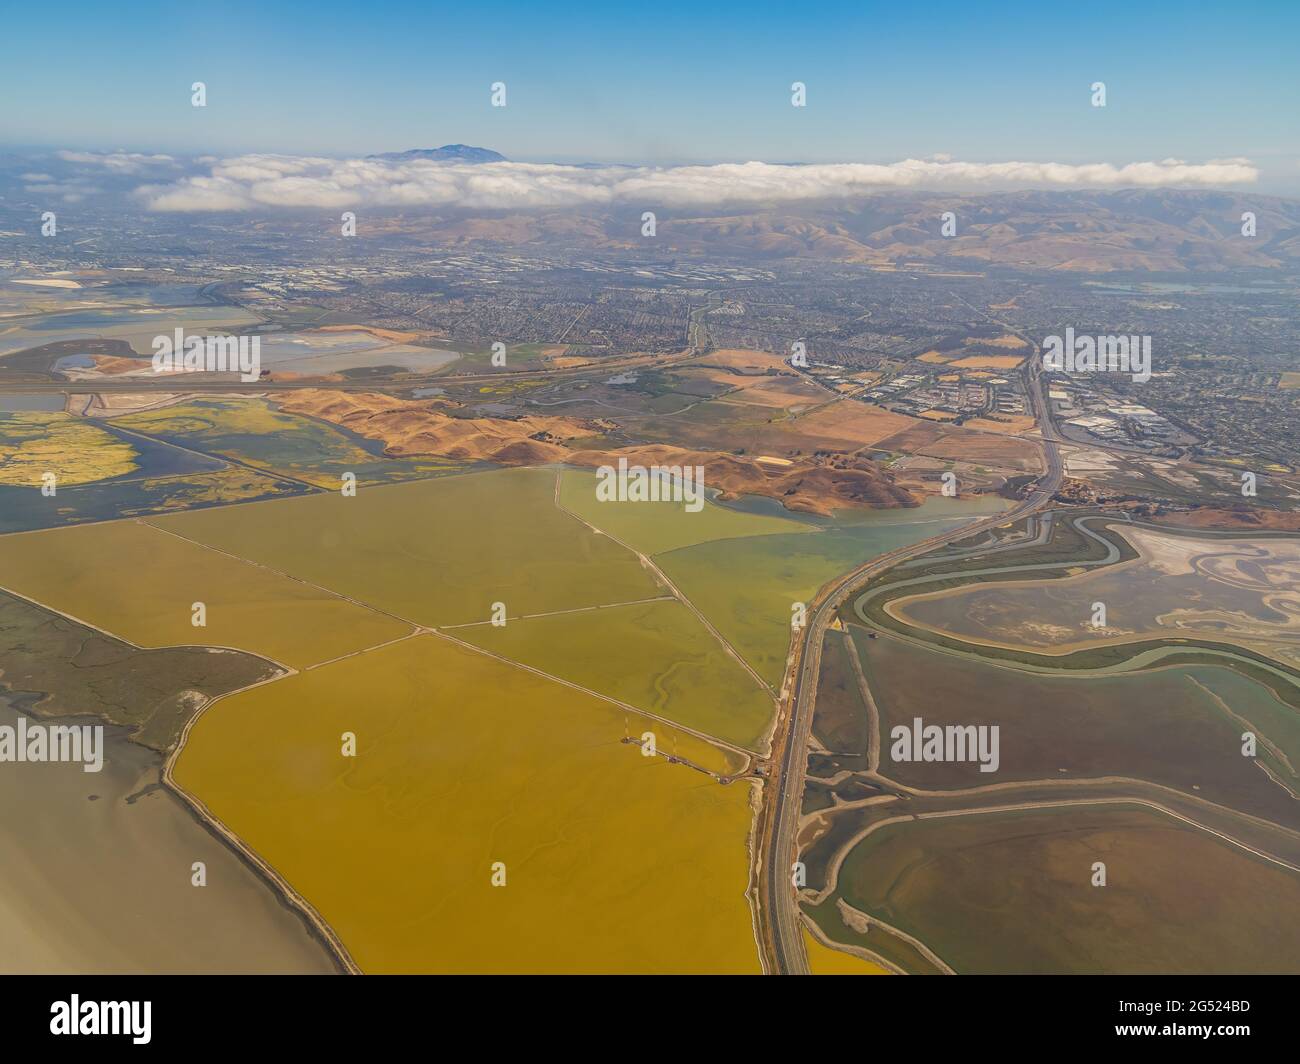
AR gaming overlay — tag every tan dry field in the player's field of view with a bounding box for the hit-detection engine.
[315,324,423,343]
[970,334,1029,350]
[947,355,1027,369]
[714,375,829,410]
[961,415,1039,435]
[667,366,753,391]
[10,277,82,289]
[624,395,1033,480]
[874,420,1043,472]
[779,401,921,450]
[697,348,792,373]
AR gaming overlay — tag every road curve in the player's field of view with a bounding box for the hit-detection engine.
[757,364,1064,974]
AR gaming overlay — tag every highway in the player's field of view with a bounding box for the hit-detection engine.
[755,358,1064,974]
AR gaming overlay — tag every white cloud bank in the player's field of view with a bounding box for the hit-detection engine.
[134,155,1259,212]
[57,150,178,174]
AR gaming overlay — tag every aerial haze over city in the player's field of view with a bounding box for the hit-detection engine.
[0,0,1296,1046]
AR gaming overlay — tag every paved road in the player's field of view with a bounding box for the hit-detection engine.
[757,360,1064,974]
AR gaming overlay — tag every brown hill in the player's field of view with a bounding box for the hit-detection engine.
[565,446,918,516]
[276,390,916,514]
[275,390,589,464]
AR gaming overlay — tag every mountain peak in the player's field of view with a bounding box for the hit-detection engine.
[367,144,506,164]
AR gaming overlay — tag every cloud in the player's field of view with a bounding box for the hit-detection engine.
[135,155,1260,212]
[57,150,178,174]
[24,173,104,204]
[25,182,100,202]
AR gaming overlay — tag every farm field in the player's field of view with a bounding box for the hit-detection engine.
[173,634,760,973]
[0,457,775,973]
[0,418,1024,976]
[556,466,812,555]
[657,497,1007,687]
[149,466,663,626]
[0,518,409,668]
[456,597,773,749]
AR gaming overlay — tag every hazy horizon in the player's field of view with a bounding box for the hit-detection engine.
[3,0,1297,194]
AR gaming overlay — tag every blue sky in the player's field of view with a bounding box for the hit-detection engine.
[3,0,1297,188]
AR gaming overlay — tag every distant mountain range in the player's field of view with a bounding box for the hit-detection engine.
[357,189,1300,273]
[366,144,506,164]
